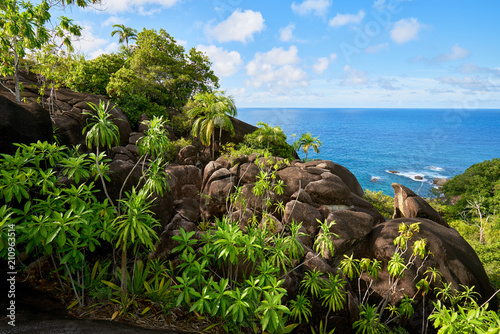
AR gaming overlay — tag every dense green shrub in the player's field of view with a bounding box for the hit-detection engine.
[364,189,393,220]
[106,29,219,125]
[442,158,500,217]
[65,53,126,95]
[240,122,296,160]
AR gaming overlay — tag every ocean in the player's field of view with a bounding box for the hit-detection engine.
[237,108,500,197]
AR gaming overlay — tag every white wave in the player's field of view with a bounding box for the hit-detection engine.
[385,170,427,182]
[426,166,444,172]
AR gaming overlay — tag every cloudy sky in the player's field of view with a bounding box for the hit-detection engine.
[53,0,500,108]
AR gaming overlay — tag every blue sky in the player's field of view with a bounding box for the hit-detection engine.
[53,0,500,108]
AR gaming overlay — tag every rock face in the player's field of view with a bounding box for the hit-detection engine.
[392,183,449,227]
[356,217,498,310]
[198,158,379,226]
[50,88,132,148]
[433,178,448,187]
[219,116,258,145]
[0,93,53,154]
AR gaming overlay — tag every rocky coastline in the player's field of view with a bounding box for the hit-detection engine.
[0,80,497,333]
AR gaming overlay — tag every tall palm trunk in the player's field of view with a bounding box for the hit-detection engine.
[219,126,223,153]
[212,131,215,161]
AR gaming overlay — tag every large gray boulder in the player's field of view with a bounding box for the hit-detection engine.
[356,217,498,309]
[392,183,448,227]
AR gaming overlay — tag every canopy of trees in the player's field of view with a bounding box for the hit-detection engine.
[0,0,90,103]
[107,29,219,123]
[442,158,500,215]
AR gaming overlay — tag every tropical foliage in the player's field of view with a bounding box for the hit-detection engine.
[364,189,394,220]
[240,122,296,160]
[64,53,126,95]
[107,28,219,123]
[111,24,138,48]
[295,132,322,161]
[187,90,237,160]
[2,135,500,332]
[0,0,83,103]
[2,2,500,333]
[442,158,500,219]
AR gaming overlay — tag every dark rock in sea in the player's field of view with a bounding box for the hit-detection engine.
[392,183,448,227]
[414,175,424,180]
[433,177,448,187]
[389,170,399,174]
[371,176,379,182]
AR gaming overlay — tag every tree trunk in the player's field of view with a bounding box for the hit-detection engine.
[14,48,21,104]
[121,240,128,302]
[479,209,484,244]
[219,126,223,153]
[212,132,215,161]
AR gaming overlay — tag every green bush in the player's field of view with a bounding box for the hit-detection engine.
[240,123,296,160]
[65,53,126,95]
[442,158,500,217]
[364,189,393,220]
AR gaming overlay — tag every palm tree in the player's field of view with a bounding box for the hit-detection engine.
[111,24,138,48]
[255,122,287,151]
[187,91,237,160]
[296,132,322,161]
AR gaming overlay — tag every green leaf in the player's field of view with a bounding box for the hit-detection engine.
[101,280,120,291]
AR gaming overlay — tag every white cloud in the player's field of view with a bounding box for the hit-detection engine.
[72,24,119,59]
[250,46,301,67]
[87,42,120,59]
[459,62,500,77]
[313,57,329,75]
[436,44,470,62]
[207,9,265,43]
[390,18,423,44]
[365,43,389,54]
[137,7,161,16]
[291,0,331,17]
[414,44,470,65]
[373,0,413,11]
[245,46,307,89]
[373,0,386,11]
[197,45,242,77]
[341,65,370,86]
[102,16,125,27]
[100,0,181,14]
[329,10,365,28]
[279,23,296,42]
[377,77,400,90]
[437,76,496,91]
[313,54,336,74]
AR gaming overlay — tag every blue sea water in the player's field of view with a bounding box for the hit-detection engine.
[237,108,500,197]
